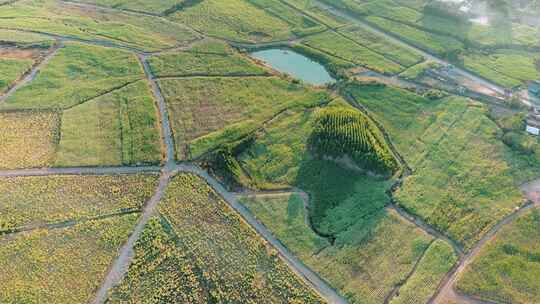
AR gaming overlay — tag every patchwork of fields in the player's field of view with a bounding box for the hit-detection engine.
[1,0,540,303]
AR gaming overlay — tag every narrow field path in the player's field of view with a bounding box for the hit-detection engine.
[0,210,140,237]
[0,166,160,177]
[138,54,176,169]
[384,239,437,304]
[389,204,464,257]
[92,171,172,304]
[430,192,540,304]
[0,26,149,53]
[0,40,63,103]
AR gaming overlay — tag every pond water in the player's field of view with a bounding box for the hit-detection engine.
[251,48,335,86]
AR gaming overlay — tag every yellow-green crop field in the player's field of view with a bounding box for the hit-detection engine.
[1,0,540,302]
[0,111,59,169]
[0,214,139,303]
[0,0,198,51]
[148,40,268,77]
[346,83,529,250]
[55,80,161,167]
[241,193,458,304]
[107,174,323,303]
[0,174,158,232]
[2,42,144,110]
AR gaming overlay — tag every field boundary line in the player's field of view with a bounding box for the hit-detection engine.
[0,209,141,237]
[384,238,437,304]
[0,40,63,104]
[62,79,144,110]
[154,73,274,80]
[0,166,161,177]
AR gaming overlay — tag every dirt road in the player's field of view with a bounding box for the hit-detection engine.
[430,179,540,304]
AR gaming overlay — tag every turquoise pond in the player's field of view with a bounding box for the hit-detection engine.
[251,48,335,86]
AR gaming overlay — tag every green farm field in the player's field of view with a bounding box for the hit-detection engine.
[1,0,540,303]
[241,193,458,304]
[457,208,540,303]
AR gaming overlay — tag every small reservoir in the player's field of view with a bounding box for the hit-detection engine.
[251,48,335,86]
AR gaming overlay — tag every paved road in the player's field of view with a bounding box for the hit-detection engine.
[311,0,507,97]
[0,166,161,177]
[174,164,348,304]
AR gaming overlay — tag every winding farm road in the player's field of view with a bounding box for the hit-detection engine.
[430,185,540,304]
[173,164,348,304]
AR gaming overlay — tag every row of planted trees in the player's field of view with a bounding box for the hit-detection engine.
[309,107,398,175]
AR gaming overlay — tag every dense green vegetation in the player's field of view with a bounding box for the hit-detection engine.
[148,40,267,77]
[345,82,530,249]
[240,193,442,304]
[0,111,59,169]
[0,214,139,303]
[457,209,540,303]
[158,76,329,160]
[2,43,143,110]
[55,81,161,167]
[0,174,158,232]
[108,174,323,303]
[309,107,398,175]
